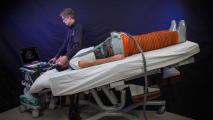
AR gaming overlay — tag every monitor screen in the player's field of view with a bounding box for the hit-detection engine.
[19,47,40,64]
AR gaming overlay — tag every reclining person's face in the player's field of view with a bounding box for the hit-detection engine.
[56,62,69,71]
[55,56,69,71]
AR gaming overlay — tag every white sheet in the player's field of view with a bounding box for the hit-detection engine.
[30,41,200,96]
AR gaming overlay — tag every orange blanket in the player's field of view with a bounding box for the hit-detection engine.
[121,30,178,57]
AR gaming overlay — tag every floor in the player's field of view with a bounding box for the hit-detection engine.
[0,106,194,120]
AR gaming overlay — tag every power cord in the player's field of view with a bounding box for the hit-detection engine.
[125,33,148,120]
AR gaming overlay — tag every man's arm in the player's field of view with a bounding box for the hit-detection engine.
[55,24,83,70]
[78,54,124,68]
[66,24,83,59]
[55,33,69,58]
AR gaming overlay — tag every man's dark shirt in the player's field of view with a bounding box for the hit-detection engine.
[56,22,82,60]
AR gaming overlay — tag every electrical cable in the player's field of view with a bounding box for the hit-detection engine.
[125,33,148,120]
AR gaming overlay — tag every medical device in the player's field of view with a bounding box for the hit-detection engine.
[18,47,57,117]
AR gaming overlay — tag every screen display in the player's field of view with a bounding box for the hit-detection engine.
[19,47,40,64]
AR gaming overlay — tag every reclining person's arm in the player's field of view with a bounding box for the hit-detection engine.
[78,54,124,68]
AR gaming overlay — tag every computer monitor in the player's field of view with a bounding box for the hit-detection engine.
[19,47,40,65]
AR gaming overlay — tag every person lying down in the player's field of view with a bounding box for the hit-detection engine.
[56,20,186,70]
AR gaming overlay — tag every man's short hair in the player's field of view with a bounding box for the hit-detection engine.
[60,8,75,18]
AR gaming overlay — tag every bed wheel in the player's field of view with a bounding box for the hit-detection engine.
[157,105,166,114]
[49,103,56,110]
[32,110,39,118]
[49,97,57,110]
[19,105,26,113]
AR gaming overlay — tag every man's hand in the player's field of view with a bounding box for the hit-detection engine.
[49,57,57,64]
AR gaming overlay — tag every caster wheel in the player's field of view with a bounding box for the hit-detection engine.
[32,110,39,118]
[19,105,26,113]
[49,103,56,110]
[49,97,57,110]
[157,105,166,114]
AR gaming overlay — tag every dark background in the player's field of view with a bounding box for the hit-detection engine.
[0,0,212,119]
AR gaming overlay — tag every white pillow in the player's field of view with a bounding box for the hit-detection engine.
[69,47,96,69]
[30,69,57,93]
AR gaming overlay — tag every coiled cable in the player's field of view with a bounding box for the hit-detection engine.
[125,33,148,120]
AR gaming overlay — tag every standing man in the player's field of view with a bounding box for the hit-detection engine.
[49,8,82,70]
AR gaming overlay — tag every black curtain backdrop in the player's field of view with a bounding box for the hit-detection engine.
[0,0,212,119]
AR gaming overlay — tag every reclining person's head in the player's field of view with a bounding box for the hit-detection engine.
[56,62,69,71]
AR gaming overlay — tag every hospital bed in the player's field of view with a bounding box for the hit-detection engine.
[30,40,200,120]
